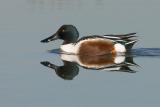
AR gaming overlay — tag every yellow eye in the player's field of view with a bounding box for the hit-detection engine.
[62,29,65,32]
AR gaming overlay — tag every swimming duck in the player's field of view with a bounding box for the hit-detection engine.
[41,25,137,55]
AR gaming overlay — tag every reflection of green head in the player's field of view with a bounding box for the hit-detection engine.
[56,61,79,80]
[41,61,79,80]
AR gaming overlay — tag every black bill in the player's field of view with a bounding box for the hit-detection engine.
[41,33,58,43]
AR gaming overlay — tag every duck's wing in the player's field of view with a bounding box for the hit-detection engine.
[103,33,138,50]
[77,33,137,50]
[103,33,137,40]
[77,33,137,41]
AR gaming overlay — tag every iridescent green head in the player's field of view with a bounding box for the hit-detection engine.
[41,25,79,44]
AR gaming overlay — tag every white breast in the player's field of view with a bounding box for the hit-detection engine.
[60,43,77,54]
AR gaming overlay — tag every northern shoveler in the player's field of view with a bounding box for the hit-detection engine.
[41,25,137,56]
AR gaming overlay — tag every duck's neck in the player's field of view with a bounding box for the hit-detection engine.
[62,38,77,45]
[62,41,70,45]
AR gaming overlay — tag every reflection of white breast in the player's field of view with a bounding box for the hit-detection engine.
[114,55,125,64]
[60,54,125,69]
[60,54,79,63]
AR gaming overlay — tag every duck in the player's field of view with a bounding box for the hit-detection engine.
[41,25,137,56]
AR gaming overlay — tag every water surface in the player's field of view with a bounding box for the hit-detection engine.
[0,0,160,107]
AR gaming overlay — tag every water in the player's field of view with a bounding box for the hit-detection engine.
[1,0,160,107]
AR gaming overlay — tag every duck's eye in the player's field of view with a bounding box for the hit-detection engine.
[62,29,65,32]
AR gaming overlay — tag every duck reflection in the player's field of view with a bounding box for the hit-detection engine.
[41,61,79,80]
[41,53,138,80]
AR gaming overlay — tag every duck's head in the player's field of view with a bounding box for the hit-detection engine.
[41,25,79,44]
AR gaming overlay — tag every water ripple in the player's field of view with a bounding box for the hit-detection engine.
[132,48,160,57]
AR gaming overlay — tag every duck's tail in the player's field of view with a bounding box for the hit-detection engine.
[107,33,137,51]
[122,33,138,51]
[125,39,138,51]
